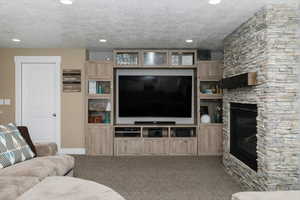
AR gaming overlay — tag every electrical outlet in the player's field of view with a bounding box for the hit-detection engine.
[4,99,10,105]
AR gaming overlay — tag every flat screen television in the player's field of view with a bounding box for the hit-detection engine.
[116,69,194,124]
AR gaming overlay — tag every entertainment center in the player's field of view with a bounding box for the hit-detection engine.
[85,49,223,156]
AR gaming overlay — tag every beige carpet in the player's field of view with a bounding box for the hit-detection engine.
[74,156,241,200]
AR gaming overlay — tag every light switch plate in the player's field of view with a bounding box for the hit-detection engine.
[0,99,4,105]
[4,99,10,105]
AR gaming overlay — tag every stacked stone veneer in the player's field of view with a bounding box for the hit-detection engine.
[223,3,300,191]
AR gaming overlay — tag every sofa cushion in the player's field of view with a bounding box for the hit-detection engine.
[0,155,74,179]
[0,123,35,168]
[17,176,126,200]
[35,143,58,157]
[37,155,75,176]
[232,191,300,200]
[0,176,40,200]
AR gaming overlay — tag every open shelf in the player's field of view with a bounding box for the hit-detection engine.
[88,99,112,124]
[199,94,223,99]
[88,80,111,95]
[199,81,222,95]
[113,126,197,138]
[142,127,169,138]
[113,124,198,128]
[170,127,197,137]
[62,69,81,92]
[200,99,223,124]
[115,127,141,137]
[199,123,223,126]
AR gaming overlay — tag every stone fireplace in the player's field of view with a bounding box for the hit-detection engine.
[222,3,300,191]
[230,103,258,171]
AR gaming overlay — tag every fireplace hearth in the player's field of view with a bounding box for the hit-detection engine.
[230,103,257,171]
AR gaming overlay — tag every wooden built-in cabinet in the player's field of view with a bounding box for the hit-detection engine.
[114,138,143,155]
[86,125,113,155]
[85,61,114,155]
[198,124,223,155]
[86,61,113,79]
[84,50,224,156]
[114,49,197,68]
[197,60,223,156]
[113,126,198,156]
[169,138,197,155]
[143,138,170,155]
[198,61,223,81]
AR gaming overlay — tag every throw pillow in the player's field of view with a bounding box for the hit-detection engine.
[17,126,37,156]
[0,123,35,168]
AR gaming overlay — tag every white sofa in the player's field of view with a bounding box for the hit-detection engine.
[0,143,74,200]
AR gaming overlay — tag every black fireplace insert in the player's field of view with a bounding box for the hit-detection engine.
[230,103,258,171]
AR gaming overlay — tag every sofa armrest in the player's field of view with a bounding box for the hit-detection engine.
[34,143,58,157]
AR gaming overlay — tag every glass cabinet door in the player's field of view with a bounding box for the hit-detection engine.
[171,52,195,66]
[143,51,168,66]
[116,52,139,65]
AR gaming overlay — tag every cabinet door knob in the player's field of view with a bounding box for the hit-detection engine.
[52,113,57,117]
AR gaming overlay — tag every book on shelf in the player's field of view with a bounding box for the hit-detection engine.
[88,80,97,94]
[89,81,107,95]
[96,82,104,94]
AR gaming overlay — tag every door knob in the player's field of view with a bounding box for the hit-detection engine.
[52,113,57,117]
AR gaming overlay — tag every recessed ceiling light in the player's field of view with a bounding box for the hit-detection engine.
[185,39,193,43]
[60,0,73,5]
[99,39,107,43]
[12,38,21,42]
[209,0,221,5]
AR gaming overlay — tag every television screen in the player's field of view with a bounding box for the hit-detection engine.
[118,76,192,117]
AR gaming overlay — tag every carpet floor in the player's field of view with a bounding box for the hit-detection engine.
[74,156,241,200]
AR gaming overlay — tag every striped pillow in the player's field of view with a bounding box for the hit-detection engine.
[0,123,35,168]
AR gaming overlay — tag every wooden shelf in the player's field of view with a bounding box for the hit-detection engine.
[221,72,257,89]
[199,123,223,126]
[88,123,112,126]
[199,94,223,99]
[87,94,111,99]
[113,124,198,128]
[87,76,112,80]
[62,69,81,93]
[113,66,198,69]
[198,79,221,82]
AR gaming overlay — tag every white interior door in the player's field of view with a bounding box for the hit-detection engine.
[21,63,57,143]
[15,56,61,147]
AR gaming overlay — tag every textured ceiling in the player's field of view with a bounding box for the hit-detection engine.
[0,0,295,50]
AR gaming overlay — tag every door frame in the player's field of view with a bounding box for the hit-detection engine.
[15,56,61,151]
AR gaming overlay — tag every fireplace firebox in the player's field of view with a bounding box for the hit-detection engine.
[230,103,257,171]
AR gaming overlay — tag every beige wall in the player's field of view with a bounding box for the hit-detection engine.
[0,48,86,148]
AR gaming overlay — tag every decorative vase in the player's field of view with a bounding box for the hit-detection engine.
[201,114,211,123]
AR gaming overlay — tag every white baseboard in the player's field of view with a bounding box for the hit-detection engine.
[60,148,86,155]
